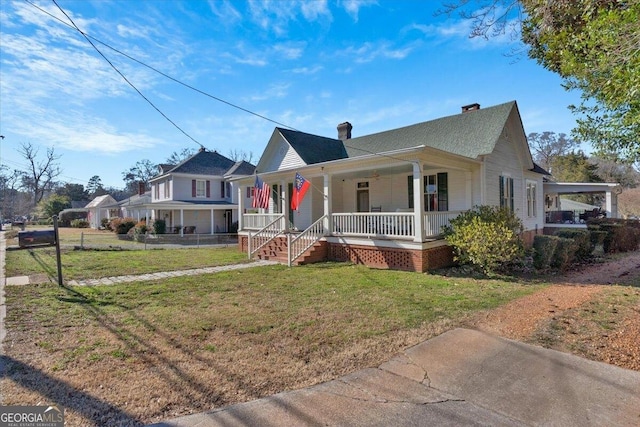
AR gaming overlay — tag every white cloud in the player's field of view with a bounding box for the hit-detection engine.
[300,0,332,21]
[340,0,377,22]
[291,65,323,75]
[207,0,242,24]
[337,41,414,63]
[247,83,291,102]
[273,42,306,60]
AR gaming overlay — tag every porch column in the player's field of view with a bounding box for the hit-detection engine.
[281,180,288,232]
[180,209,184,236]
[412,162,425,242]
[210,208,214,235]
[237,185,244,231]
[605,190,619,219]
[323,173,332,233]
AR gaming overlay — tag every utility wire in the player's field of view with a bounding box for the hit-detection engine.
[27,0,300,132]
[52,0,205,149]
[34,0,416,167]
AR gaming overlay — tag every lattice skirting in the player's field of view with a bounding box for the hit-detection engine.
[328,243,454,272]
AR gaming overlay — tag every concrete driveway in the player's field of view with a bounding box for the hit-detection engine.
[150,328,640,426]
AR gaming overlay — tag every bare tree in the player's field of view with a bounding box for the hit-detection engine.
[165,148,196,165]
[527,132,580,174]
[18,142,62,207]
[227,149,254,164]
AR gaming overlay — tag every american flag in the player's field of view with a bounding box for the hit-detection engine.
[252,175,271,209]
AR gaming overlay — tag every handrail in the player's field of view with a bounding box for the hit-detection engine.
[248,214,285,258]
[288,215,327,267]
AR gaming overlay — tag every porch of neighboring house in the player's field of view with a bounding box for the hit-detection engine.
[543,182,622,233]
[153,205,236,236]
[237,162,474,272]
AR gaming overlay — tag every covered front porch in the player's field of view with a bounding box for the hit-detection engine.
[236,151,478,270]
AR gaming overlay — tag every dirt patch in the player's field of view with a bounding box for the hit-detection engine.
[469,250,640,371]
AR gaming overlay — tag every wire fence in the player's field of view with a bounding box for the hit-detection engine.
[64,232,238,250]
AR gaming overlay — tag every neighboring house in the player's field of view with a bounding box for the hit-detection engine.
[85,149,255,234]
[143,147,256,235]
[85,195,118,229]
[233,101,584,271]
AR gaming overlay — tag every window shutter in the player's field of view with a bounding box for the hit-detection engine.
[221,181,225,198]
[437,172,448,211]
[192,180,196,197]
[206,180,211,198]
[407,175,414,209]
[499,176,504,208]
[509,178,514,211]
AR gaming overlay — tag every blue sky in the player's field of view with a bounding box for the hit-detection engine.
[0,0,584,189]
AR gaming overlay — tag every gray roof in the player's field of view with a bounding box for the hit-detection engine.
[155,148,256,178]
[344,101,516,159]
[279,101,519,164]
[278,128,349,164]
[226,160,256,176]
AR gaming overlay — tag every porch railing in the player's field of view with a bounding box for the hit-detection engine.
[423,211,464,239]
[244,213,286,230]
[332,212,415,239]
[248,214,285,259]
[288,215,327,267]
[331,211,464,240]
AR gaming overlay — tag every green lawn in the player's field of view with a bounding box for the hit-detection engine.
[5,246,249,280]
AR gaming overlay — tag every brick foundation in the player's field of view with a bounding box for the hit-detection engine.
[240,234,455,272]
[328,242,454,272]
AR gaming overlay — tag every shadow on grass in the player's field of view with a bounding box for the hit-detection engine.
[0,354,142,426]
[49,284,270,420]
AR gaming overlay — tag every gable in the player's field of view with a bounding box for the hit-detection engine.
[256,129,307,173]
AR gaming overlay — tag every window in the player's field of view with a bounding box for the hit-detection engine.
[195,180,206,198]
[527,181,537,217]
[164,180,170,199]
[154,183,159,200]
[500,175,514,211]
[423,173,448,212]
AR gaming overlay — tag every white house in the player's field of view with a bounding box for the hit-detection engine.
[235,101,550,272]
[95,148,256,234]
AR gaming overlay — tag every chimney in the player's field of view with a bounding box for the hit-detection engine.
[461,103,480,113]
[138,182,146,196]
[337,122,353,140]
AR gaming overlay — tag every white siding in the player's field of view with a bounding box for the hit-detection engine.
[261,138,306,172]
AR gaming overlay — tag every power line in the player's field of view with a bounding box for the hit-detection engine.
[52,0,205,150]
[32,1,415,168]
[26,0,300,132]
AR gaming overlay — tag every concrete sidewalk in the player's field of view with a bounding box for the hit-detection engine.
[4,260,278,287]
[150,328,640,427]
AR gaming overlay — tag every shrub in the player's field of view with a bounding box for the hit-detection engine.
[70,219,90,228]
[443,206,524,274]
[126,220,148,242]
[551,237,577,270]
[532,235,559,271]
[554,229,593,260]
[101,218,110,229]
[152,219,166,234]
[109,217,136,235]
[589,219,640,253]
[533,235,578,271]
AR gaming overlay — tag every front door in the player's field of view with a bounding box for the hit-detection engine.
[357,182,369,212]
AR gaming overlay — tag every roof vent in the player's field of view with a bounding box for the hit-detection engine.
[337,122,353,140]
[461,103,480,113]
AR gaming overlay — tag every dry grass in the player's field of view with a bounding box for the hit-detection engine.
[2,262,542,426]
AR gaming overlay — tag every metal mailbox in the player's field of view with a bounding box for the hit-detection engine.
[18,229,57,248]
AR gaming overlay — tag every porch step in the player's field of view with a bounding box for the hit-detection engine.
[253,240,328,266]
